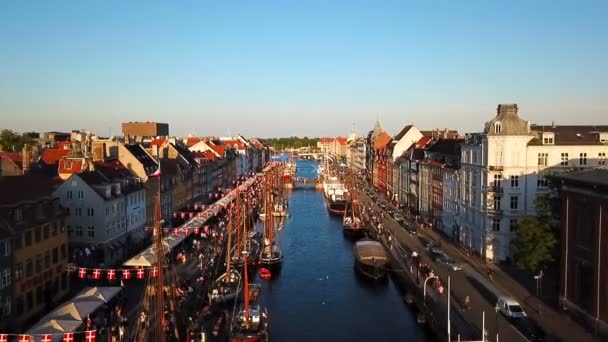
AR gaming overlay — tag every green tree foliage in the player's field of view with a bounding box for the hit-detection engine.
[264,136,319,149]
[0,129,35,152]
[511,194,559,272]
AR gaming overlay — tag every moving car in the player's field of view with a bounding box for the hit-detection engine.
[436,256,463,271]
[496,296,527,318]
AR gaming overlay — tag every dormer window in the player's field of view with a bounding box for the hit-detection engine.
[494,122,502,134]
[598,133,608,143]
[542,132,555,145]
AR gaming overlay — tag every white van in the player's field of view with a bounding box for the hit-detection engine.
[496,295,527,318]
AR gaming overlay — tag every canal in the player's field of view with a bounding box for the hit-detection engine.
[257,159,429,341]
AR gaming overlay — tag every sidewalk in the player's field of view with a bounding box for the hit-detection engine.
[421,227,598,342]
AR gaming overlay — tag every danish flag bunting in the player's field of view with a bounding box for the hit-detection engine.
[151,266,159,278]
[137,268,145,279]
[92,269,101,280]
[41,334,53,342]
[0,334,8,342]
[18,335,30,342]
[122,269,131,280]
[194,227,199,235]
[63,333,74,342]
[107,269,116,280]
[85,330,96,342]
[78,268,87,279]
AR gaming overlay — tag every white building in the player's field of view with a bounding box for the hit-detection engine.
[54,160,146,266]
[459,104,608,262]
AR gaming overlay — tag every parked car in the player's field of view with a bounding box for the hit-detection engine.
[496,296,527,318]
[437,256,463,271]
[394,214,405,223]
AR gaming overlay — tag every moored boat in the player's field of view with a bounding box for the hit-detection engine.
[208,269,242,304]
[353,238,389,280]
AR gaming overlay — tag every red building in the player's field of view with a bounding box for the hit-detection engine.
[554,169,608,337]
[373,132,392,192]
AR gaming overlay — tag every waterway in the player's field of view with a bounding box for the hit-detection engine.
[257,158,429,341]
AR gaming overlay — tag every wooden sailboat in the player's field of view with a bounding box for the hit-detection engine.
[231,190,261,269]
[209,190,242,304]
[343,178,364,237]
[230,250,270,342]
[260,178,283,271]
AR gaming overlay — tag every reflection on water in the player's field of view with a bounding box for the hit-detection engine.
[255,159,428,342]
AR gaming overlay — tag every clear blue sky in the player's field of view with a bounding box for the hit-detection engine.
[1,0,606,138]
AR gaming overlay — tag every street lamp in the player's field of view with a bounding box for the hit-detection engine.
[534,269,544,315]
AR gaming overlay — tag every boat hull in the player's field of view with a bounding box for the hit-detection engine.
[328,200,348,215]
[343,226,365,238]
[355,259,388,280]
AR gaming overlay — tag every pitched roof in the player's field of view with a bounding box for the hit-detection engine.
[335,137,347,145]
[529,125,608,145]
[124,144,158,174]
[484,104,531,136]
[150,138,166,148]
[0,174,60,206]
[41,149,70,165]
[394,125,414,141]
[94,159,132,180]
[319,137,334,143]
[55,141,72,149]
[0,152,22,168]
[373,132,392,150]
[171,143,198,166]
[210,145,225,157]
[58,158,87,175]
[427,139,464,155]
[193,151,216,160]
[186,137,202,147]
[223,140,246,150]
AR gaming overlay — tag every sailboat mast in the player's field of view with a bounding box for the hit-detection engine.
[226,202,233,276]
[244,252,250,323]
[236,187,242,256]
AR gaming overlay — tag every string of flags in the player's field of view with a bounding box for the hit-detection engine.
[67,265,161,280]
[0,330,97,342]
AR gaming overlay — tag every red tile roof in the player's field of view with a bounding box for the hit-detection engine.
[55,141,72,149]
[186,137,202,147]
[58,158,86,175]
[335,137,347,145]
[0,152,22,167]
[41,149,70,165]
[319,137,334,143]
[416,136,433,148]
[373,132,392,150]
[150,138,166,148]
[223,140,245,150]
[210,145,225,157]
[193,151,216,160]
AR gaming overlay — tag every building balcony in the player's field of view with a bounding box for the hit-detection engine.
[489,165,504,171]
[487,185,503,193]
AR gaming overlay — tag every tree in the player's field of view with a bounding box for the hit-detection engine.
[511,216,557,272]
[0,129,35,152]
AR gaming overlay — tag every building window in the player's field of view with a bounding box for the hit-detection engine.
[25,230,32,246]
[66,191,72,199]
[15,262,23,281]
[16,296,24,316]
[34,227,41,242]
[579,153,587,165]
[537,175,548,188]
[561,153,569,165]
[0,240,9,256]
[43,225,50,239]
[35,254,42,273]
[600,153,606,166]
[1,267,11,289]
[75,226,83,237]
[87,208,95,216]
[492,218,500,231]
[510,175,519,188]
[26,291,33,311]
[77,191,84,199]
[494,122,502,134]
[52,222,58,236]
[52,247,58,264]
[493,174,502,189]
[60,243,66,260]
[493,197,501,211]
[44,250,50,268]
[15,234,22,249]
[36,286,43,305]
[537,153,548,166]
[25,259,33,277]
[510,218,518,232]
[510,196,518,209]
[75,208,82,217]
[87,226,95,238]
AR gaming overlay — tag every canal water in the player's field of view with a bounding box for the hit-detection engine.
[258,158,428,341]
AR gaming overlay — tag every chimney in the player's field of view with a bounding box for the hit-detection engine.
[21,144,31,174]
